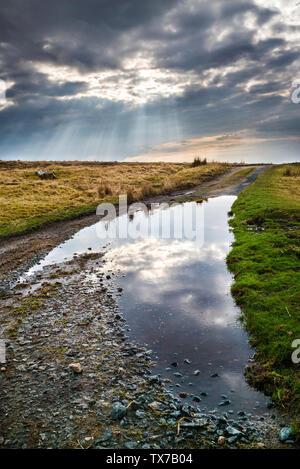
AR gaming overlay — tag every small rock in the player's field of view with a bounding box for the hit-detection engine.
[36,169,57,180]
[280,427,292,442]
[124,442,138,449]
[184,359,191,364]
[192,395,201,403]
[193,370,200,376]
[218,436,226,445]
[148,402,160,410]
[69,363,83,374]
[179,392,189,398]
[110,402,126,420]
[98,429,112,442]
[218,400,231,407]
[228,436,239,445]
[226,426,242,437]
[148,375,160,384]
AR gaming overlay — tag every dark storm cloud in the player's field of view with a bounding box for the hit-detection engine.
[0,0,181,72]
[248,81,285,95]
[6,73,88,101]
[0,0,299,161]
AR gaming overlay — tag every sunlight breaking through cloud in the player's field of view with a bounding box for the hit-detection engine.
[0,0,299,162]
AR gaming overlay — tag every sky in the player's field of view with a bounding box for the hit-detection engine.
[0,0,299,163]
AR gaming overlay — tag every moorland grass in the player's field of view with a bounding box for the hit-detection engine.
[0,161,230,237]
[227,164,300,436]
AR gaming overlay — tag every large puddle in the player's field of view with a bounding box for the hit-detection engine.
[23,196,271,414]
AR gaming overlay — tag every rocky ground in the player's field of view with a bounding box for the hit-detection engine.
[0,249,295,450]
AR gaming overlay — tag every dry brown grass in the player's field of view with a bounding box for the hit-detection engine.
[283,165,300,178]
[0,160,231,236]
[97,180,113,197]
[140,182,155,198]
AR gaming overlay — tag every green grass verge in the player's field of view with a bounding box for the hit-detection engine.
[227,164,300,436]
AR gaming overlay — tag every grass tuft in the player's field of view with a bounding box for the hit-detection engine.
[191,156,207,167]
[98,180,113,197]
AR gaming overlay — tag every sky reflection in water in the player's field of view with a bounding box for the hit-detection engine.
[104,196,270,413]
[25,195,270,413]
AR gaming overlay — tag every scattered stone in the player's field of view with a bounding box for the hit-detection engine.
[218,400,231,407]
[192,395,201,403]
[148,402,160,410]
[148,375,160,384]
[193,370,200,376]
[226,426,242,437]
[280,427,292,442]
[98,429,112,442]
[36,170,57,180]
[124,441,138,449]
[69,362,83,374]
[218,436,226,445]
[228,436,239,445]
[184,359,191,364]
[110,402,126,420]
[179,392,189,399]
[210,373,219,378]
